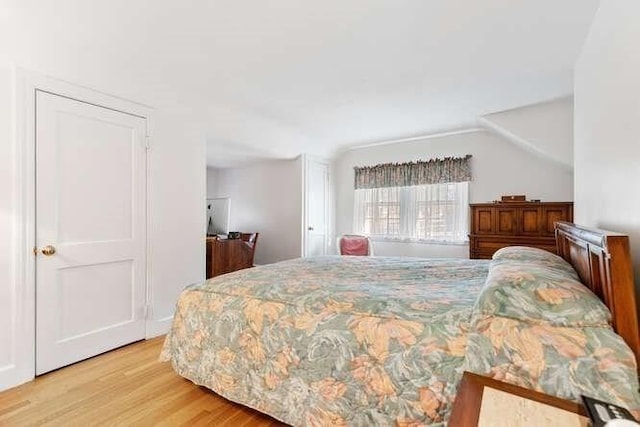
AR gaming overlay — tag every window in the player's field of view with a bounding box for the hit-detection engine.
[353,182,469,243]
[352,155,472,243]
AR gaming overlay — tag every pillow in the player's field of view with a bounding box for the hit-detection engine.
[474,259,611,327]
[492,246,579,280]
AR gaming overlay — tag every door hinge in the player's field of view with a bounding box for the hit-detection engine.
[143,136,151,150]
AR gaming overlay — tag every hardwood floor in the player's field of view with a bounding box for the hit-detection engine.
[0,337,286,426]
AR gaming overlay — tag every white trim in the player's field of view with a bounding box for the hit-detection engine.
[349,127,484,151]
[477,116,573,171]
[3,66,37,391]
[301,154,308,256]
[482,94,573,117]
[300,154,307,256]
[4,67,154,391]
[143,119,154,339]
[145,316,173,338]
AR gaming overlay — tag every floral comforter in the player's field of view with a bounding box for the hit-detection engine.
[161,253,640,425]
[161,256,489,425]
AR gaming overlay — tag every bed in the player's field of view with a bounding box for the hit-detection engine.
[161,222,640,425]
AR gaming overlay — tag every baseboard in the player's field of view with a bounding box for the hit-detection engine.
[146,316,173,338]
[0,317,173,392]
[0,364,33,393]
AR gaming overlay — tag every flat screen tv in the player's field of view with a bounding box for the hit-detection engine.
[206,197,230,236]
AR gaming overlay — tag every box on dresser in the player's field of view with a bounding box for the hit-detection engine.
[469,201,573,259]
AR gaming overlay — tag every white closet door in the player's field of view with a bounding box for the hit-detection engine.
[304,158,329,257]
[35,91,147,375]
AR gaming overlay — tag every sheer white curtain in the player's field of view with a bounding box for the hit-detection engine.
[353,182,469,243]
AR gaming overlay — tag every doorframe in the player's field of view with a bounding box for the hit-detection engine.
[12,67,154,386]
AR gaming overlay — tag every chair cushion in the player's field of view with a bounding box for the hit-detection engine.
[340,235,370,256]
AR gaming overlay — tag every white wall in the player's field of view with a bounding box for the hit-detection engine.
[334,130,574,258]
[206,167,219,199]
[0,64,206,390]
[148,114,206,332]
[574,0,640,294]
[481,97,574,169]
[212,159,303,265]
[0,63,15,381]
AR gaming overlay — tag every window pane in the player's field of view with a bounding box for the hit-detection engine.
[353,182,469,242]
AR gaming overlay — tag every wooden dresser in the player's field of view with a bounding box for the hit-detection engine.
[469,201,573,259]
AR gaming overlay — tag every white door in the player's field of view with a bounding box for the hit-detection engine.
[304,157,329,257]
[35,91,147,375]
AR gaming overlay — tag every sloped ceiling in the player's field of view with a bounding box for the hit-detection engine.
[480,97,574,169]
[0,0,599,166]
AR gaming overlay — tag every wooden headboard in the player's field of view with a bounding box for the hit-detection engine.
[555,221,640,364]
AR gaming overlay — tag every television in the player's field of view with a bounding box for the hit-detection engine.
[206,198,230,236]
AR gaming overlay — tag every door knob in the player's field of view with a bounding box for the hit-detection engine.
[308,226,314,231]
[41,245,56,256]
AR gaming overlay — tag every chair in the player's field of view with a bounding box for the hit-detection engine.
[338,234,373,256]
[240,232,259,266]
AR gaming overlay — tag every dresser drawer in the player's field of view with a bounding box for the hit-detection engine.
[469,235,558,259]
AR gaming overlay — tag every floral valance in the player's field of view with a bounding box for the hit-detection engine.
[354,155,472,189]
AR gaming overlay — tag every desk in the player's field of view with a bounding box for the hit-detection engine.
[206,237,255,278]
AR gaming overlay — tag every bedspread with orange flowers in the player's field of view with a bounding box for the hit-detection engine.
[160,254,640,426]
[161,256,488,425]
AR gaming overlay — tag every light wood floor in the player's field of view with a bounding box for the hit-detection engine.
[0,337,286,426]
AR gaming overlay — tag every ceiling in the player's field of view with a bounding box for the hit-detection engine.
[1,0,600,167]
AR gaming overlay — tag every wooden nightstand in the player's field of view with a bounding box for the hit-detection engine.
[449,372,589,427]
